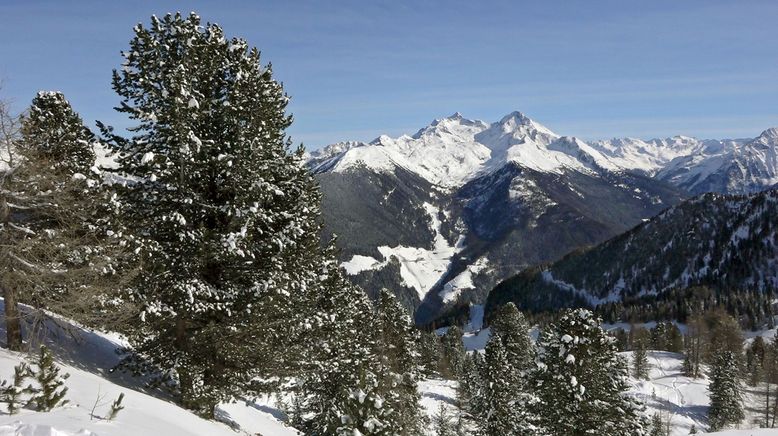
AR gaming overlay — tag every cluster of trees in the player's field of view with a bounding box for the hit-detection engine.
[745,332,778,428]
[451,305,648,435]
[598,286,775,331]
[620,310,750,432]
[0,12,425,432]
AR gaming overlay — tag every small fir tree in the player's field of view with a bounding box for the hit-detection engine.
[472,303,545,435]
[633,339,650,380]
[2,362,34,414]
[30,345,69,411]
[433,403,454,436]
[649,413,664,436]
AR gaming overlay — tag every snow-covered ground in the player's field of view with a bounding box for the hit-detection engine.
[0,307,299,436]
[624,351,710,435]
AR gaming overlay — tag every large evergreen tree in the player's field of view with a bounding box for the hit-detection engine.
[292,257,386,435]
[100,13,323,415]
[707,350,744,431]
[535,309,647,436]
[373,289,424,434]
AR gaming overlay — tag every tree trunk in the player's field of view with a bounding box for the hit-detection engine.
[3,284,23,351]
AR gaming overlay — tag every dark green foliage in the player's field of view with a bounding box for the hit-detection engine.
[373,289,425,434]
[433,403,455,436]
[486,190,778,326]
[707,350,744,431]
[535,309,647,436]
[1,362,34,414]
[440,326,466,379]
[30,345,69,411]
[649,413,664,436]
[472,305,545,435]
[633,340,650,380]
[293,264,423,434]
[418,331,441,376]
[19,91,95,174]
[100,12,323,415]
[456,351,484,422]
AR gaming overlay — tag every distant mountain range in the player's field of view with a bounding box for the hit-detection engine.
[306,111,778,323]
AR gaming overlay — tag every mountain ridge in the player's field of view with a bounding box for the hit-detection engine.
[307,111,778,323]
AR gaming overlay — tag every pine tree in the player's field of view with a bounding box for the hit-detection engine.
[433,403,454,436]
[535,309,648,436]
[457,351,482,418]
[441,326,466,379]
[1,362,34,414]
[99,13,323,416]
[418,330,441,376]
[688,424,697,434]
[292,258,388,435]
[1,91,108,350]
[649,413,664,436]
[707,350,744,431]
[373,289,424,434]
[19,91,95,174]
[666,323,684,353]
[633,339,650,380]
[30,345,69,411]
[472,303,544,435]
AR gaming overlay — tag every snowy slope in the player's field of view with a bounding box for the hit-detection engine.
[0,303,299,436]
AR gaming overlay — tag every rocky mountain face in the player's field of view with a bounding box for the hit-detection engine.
[307,110,778,323]
[309,112,714,323]
[486,188,778,317]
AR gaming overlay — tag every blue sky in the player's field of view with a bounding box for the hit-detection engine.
[1,0,777,149]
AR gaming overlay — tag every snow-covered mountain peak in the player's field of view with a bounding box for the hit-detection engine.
[492,111,559,141]
[755,127,778,142]
[411,113,489,140]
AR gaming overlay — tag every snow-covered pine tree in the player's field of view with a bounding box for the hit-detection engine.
[472,303,544,435]
[293,256,394,435]
[457,351,483,419]
[374,289,424,434]
[488,303,534,369]
[19,91,95,174]
[649,413,664,436]
[535,308,648,436]
[1,91,110,350]
[633,339,650,380]
[30,345,69,411]
[441,326,466,379]
[707,350,744,431]
[99,13,323,415]
[418,330,441,376]
[433,403,454,436]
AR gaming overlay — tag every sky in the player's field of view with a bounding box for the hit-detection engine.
[1,0,777,149]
